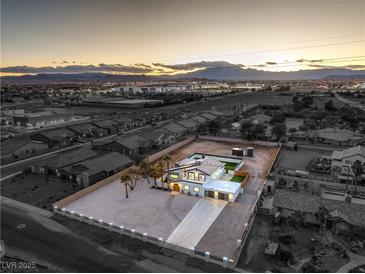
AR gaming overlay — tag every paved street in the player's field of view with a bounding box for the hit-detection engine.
[1,198,137,272]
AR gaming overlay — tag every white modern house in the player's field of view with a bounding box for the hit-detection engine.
[165,154,243,202]
[331,145,365,178]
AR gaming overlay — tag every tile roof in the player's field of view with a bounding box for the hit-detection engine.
[314,127,357,142]
[177,119,198,129]
[46,147,98,169]
[64,152,133,176]
[35,128,75,141]
[163,123,187,134]
[331,145,365,160]
[273,189,365,227]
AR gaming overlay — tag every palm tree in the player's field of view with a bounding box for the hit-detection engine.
[139,159,151,184]
[351,160,364,195]
[149,161,164,188]
[162,154,172,190]
[120,174,131,198]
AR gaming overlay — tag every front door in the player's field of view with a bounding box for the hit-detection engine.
[173,184,180,192]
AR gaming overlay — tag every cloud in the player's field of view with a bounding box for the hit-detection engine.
[0,64,153,74]
[266,62,277,65]
[152,61,242,71]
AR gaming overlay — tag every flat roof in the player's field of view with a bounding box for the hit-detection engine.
[203,180,241,194]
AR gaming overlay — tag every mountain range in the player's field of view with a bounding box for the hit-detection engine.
[2,67,365,83]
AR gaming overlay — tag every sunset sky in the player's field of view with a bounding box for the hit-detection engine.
[1,0,364,75]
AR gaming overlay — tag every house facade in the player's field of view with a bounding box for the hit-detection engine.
[331,145,365,179]
[165,155,242,202]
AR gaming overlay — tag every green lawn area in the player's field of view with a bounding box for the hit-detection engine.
[230,175,245,183]
[221,161,237,171]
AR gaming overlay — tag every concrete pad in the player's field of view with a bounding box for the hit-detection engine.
[166,198,227,249]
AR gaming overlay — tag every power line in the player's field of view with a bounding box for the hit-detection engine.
[146,33,365,64]
[187,56,365,72]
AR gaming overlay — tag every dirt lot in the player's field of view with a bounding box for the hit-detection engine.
[237,215,350,272]
[1,174,81,210]
[277,147,331,171]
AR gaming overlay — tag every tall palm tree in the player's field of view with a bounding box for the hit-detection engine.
[162,154,172,190]
[120,174,131,198]
[150,161,164,188]
[139,159,151,184]
[351,160,364,195]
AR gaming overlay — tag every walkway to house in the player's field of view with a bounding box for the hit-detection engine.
[166,198,227,250]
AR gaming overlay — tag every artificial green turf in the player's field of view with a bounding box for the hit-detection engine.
[220,161,238,170]
[230,175,245,183]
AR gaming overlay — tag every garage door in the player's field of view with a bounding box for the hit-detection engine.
[218,192,229,201]
[204,190,214,198]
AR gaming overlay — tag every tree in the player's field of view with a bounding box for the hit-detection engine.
[272,123,286,141]
[139,159,152,184]
[162,154,172,190]
[120,174,131,198]
[207,120,221,136]
[251,124,265,139]
[324,100,337,111]
[351,160,364,194]
[240,121,253,140]
[149,161,164,188]
[128,174,140,190]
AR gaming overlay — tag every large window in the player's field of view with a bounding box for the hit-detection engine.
[184,185,189,191]
[188,172,195,180]
[198,174,205,181]
[193,187,200,192]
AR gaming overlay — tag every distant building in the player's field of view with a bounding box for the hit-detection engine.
[68,123,107,137]
[12,111,75,128]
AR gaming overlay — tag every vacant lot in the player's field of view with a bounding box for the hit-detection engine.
[1,174,81,210]
[237,215,350,272]
[277,148,331,171]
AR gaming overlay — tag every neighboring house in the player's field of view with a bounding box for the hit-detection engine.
[331,145,365,179]
[31,128,76,147]
[163,123,187,138]
[240,114,272,126]
[190,115,208,125]
[273,189,365,233]
[199,112,217,121]
[68,123,107,137]
[230,114,272,135]
[135,128,175,147]
[165,155,242,202]
[312,127,363,146]
[37,147,99,174]
[177,119,198,132]
[92,135,150,156]
[92,120,120,134]
[1,139,49,163]
[59,152,133,187]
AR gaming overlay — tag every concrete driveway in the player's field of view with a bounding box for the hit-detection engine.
[166,198,227,250]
